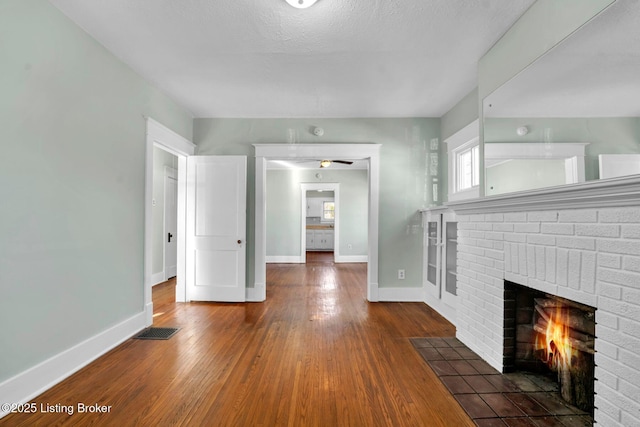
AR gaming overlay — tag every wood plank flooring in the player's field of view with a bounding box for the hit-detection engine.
[2,253,473,426]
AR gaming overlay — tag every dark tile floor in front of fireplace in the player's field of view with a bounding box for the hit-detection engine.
[410,337,593,427]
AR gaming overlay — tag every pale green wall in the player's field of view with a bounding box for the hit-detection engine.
[441,89,479,141]
[439,88,480,203]
[152,148,178,276]
[194,118,440,288]
[0,0,192,383]
[267,170,368,257]
[486,158,566,195]
[485,117,640,180]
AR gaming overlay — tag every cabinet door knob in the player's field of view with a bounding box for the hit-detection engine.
[237,240,242,244]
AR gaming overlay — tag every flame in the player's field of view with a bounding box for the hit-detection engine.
[534,307,577,371]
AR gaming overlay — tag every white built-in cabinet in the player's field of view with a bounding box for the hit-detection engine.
[306,199,324,217]
[422,208,457,323]
[306,229,334,250]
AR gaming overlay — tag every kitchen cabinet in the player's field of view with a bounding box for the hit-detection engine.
[306,199,323,217]
[306,228,334,250]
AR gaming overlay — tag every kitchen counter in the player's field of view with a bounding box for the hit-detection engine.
[306,224,334,230]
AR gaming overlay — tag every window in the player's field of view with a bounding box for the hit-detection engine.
[456,144,479,191]
[323,201,335,220]
[445,120,480,201]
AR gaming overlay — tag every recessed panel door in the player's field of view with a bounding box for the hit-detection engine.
[186,156,246,302]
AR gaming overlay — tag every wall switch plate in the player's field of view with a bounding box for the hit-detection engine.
[398,269,405,280]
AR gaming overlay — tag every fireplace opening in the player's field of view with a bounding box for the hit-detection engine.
[503,281,596,415]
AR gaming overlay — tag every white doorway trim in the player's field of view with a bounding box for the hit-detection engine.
[144,118,196,325]
[300,183,340,263]
[254,143,381,302]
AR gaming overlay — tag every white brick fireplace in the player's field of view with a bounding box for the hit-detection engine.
[446,176,640,427]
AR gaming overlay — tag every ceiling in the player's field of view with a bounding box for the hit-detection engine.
[485,0,640,118]
[49,0,535,118]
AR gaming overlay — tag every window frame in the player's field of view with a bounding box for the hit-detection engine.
[445,120,480,202]
[322,200,335,222]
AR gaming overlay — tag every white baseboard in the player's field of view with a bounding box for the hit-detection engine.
[145,302,154,326]
[377,286,425,302]
[266,256,303,263]
[150,271,165,286]
[246,284,265,302]
[334,255,368,263]
[0,312,146,419]
[424,294,456,325]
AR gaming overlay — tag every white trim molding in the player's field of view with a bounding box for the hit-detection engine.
[445,120,480,202]
[377,286,425,302]
[485,142,588,185]
[447,174,640,214]
[0,312,145,419]
[266,256,303,263]
[334,255,368,263]
[254,143,381,302]
[145,118,195,315]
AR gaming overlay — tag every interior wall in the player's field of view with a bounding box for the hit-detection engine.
[194,118,440,289]
[439,88,480,203]
[266,169,368,258]
[152,147,178,277]
[485,117,640,180]
[486,158,566,195]
[0,0,193,384]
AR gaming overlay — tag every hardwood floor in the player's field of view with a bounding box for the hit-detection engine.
[2,256,473,426]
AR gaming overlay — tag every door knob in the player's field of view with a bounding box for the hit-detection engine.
[168,233,173,243]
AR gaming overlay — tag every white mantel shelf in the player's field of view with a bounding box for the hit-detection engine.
[443,175,640,214]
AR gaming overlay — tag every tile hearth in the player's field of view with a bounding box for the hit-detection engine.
[410,337,593,427]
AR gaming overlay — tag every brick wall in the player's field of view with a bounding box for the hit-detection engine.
[456,206,640,426]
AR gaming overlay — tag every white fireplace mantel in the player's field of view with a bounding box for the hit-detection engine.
[441,174,640,426]
[445,175,640,215]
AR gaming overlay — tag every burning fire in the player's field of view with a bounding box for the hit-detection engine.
[534,307,577,371]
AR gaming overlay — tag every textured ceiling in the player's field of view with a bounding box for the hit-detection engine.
[49,0,535,118]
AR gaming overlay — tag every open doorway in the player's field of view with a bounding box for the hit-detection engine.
[302,184,339,263]
[254,143,381,302]
[150,147,178,286]
[144,118,196,325]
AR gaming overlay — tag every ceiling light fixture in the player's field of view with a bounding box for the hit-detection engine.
[320,160,331,168]
[285,0,318,9]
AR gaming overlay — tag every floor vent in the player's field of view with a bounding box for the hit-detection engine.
[134,327,180,340]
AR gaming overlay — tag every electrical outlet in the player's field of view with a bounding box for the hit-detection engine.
[398,269,405,280]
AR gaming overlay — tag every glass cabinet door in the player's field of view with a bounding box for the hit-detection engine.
[442,215,457,306]
[425,220,441,292]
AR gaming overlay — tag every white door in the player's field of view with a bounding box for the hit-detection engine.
[186,156,246,302]
[164,171,178,279]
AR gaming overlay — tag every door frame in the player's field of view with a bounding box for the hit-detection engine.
[254,143,381,302]
[300,183,340,262]
[163,166,178,281]
[144,118,196,325]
